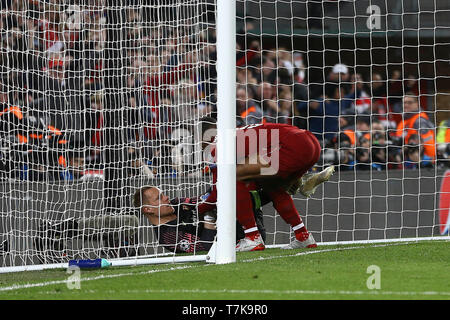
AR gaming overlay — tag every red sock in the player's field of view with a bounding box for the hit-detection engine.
[236,181,260,239]
[268,189,308,240]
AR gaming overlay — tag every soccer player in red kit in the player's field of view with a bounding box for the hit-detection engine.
[200,118,333,252]
[234,122,323,251]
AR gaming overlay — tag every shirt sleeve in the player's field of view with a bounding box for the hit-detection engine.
[158,225,215,253]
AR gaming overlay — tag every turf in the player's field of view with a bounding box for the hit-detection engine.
[0,240,449,300]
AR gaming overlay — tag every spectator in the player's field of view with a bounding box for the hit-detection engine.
[297,82,342,143]
[371,72,387,98]
[236,86,263,126]
[0,81,7,108]
[355,134,371,170]
[87,91,104,149]
[293,52,306,84]
[276,48,295,85]
[345,73,371,115]
[328,63,351,87]
[236,40,261,68]
[236,68,248,85]
[339,107,356,133]
[404,75,419,96]
[436,119,450,167]
[256,82,279,123]
[171,78,212,122]
[322,131,355,171]
[260,56,277,84]
[355,115,371,142]
[125,147,154,178]
[387,70,403,114]
[29,56,83,134]
[36,3,61,52]
[437,119,450,146]
[371,120,388,146]
[46,22,82,58]
[278,90,293,124]
[292,72,310,130]
[370,120,389,171]
[371,72,398,129]
[395,92,436,161]
[403,134,432,169]
[59,149,86,181]
[0,103,67,181]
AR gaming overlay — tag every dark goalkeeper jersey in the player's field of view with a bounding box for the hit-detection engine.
[155,196,216,254]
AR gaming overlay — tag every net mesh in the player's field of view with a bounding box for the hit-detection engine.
[0,0,217,268]
[235,0,450,244]
[1,0,450,270]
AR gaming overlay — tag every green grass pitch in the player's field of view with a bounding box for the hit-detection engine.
[0,240,449,300]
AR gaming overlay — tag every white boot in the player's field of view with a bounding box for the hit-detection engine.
[282,232,317,249]
[287,165,335,197]
[236,234,265,252]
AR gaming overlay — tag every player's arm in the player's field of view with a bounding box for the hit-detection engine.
[236,153,279,182]
[160,226,215,253]
[178,229,215,253]
[197,187,217,216]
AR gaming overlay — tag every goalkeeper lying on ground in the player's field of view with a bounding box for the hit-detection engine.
[31,166,333,261]
[32,187,266,260]
[133,186,266,254]
[133,165,334,254]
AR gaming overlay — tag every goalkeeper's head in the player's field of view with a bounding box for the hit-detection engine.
[133,186,175,224]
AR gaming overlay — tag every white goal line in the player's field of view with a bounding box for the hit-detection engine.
[266,235,450,248]
[0,236,448,274]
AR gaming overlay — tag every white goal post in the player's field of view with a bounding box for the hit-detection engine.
[215,0,237,265]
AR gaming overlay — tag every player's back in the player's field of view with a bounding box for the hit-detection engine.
[237,122,298,132]
[236,123,306,149]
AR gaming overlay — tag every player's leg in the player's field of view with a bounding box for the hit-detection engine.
[250,190,267,242]
[235,180,265,251]
[267,130,321,249]
[78,215,140,257]
[266,188,317,249]
[34,218,80,263]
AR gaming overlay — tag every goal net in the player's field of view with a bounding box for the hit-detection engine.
[0,0,224,272]
[234,0,450,246]
[1,0,449,272]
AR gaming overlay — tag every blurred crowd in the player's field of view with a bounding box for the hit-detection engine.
[0,0,446,182]
[235,39,443,172]
[0,1,217,180]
